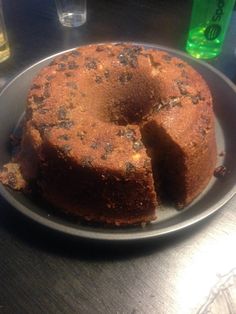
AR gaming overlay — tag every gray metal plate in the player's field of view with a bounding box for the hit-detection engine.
[0,43,235,241]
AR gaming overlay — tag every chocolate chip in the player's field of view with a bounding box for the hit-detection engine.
[197,92,205,101]
[43,83,50,98]
[162,54,172,61]
[191,92,205,104]
[116,129,124,137]
[81,156,93,167]
[68,102,76,109]
[58,134,70,141]
[133,140,143,151]
[33,95,44,105]
[101,143,114,160]
[116,128,136,140]
[118,53,137,67]
[119,53,129,63]
[179,86,188,95]
[57,63,66,71]
[58,120,74,129]
[90,141,99,149]
[32,84,41,89]
[201,114,210,124]
[95,76,103,84]
[105,143,113,154]
[219,151,225,157]
[192,96,198,104]
[176,63,185,68]
[179,86,188,96]
[38,108,49,114]
[68,60,79,70]
[118,47,141,68]
[132,46,142,54]
[119,73,133,84]
[38,123,48,131]
[77,131,86,140]
[58,107,68,120]
[125,162,136,173]
[38,123,52,134]
[176,80,188,95]
[60,54,69,61]
[101,154,107,160]
[70,50,81,57]
[199,128,207,137]
[214,165,228,178]
[46,75,55,81]
[85,58,97,70]
[60,144,72,153]
[65,72,74,77]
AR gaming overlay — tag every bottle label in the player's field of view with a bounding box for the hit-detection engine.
[204,24,222,40]
[204,0,225,40]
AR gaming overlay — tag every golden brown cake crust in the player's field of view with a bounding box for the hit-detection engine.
[0,43,217,225]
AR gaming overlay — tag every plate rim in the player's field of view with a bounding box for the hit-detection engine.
[0,41,236,241]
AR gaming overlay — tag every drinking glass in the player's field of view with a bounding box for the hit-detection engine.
[55,0,87,28]
[0,0,10,63]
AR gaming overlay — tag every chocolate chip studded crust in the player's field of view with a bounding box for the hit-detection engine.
[0,43,217,226]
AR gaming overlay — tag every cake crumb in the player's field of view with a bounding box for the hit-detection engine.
[214,165,228,179]
[0,163,26,190]
[219,151,225,157]
[141,222,147,228]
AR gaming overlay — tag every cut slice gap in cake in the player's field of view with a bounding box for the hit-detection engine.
[141,119,187,209]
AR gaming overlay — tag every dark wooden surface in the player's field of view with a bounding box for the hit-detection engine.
[0,1,236,313]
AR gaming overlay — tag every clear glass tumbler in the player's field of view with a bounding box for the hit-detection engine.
[0,0,10,63]
[55,0,87,28]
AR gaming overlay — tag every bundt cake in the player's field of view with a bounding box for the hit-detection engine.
[0,43,217,226]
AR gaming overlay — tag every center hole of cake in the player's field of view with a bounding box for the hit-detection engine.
[97,75,161,126]
[104,98,157,126]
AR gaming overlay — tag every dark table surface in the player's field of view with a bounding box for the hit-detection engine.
[0,1,236,313]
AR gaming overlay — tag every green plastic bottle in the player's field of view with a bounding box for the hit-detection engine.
[186,0,235,59]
